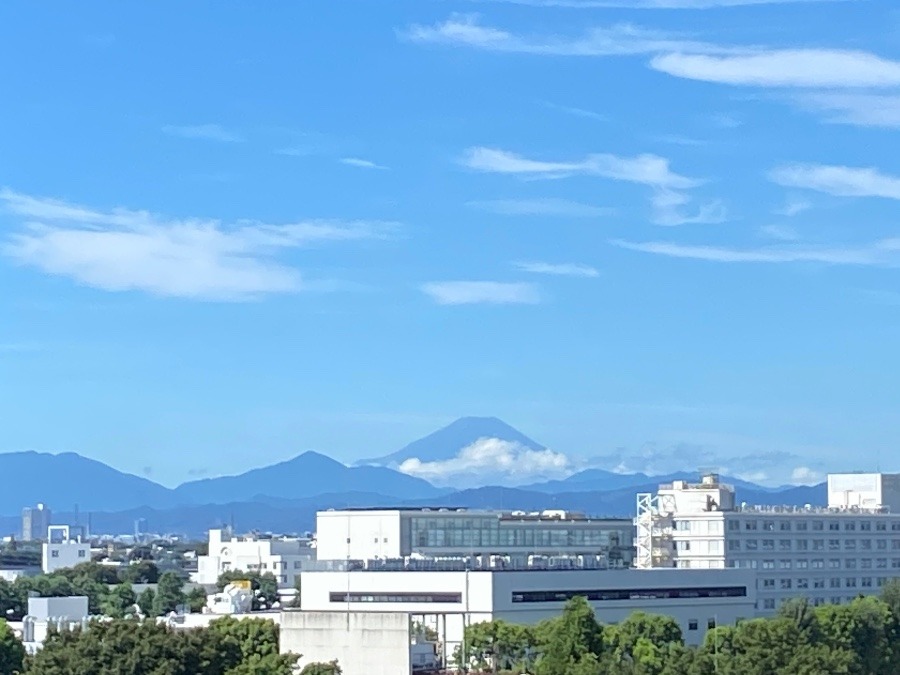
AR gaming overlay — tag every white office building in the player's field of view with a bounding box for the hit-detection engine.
[296,567,756,649]
[315,508,634,568]
[636,472,900,613]
[194,529,313,588]
[42,525,90,574]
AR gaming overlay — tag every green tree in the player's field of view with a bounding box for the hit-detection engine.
[603,611,683,669]
[815,596,895,674]
[299,661,342,675]
[534,596,604,675]
[0,619,25,675]
[27,617,297,675]
[458,619,536,671]
[100,583,137,619]
[153,571,186,616]
[208,616,297,675]
[119,560,159,584]
[187,586,208,613]
[58,562,120,585]
[137,587,156,616]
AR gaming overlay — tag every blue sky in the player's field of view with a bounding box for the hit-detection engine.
[2,0,899,488]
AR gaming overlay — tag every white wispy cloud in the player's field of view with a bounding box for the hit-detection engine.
[0,189,393,300]
[462,147,716,225]
[793,92,900,128]
[404,14,728,56]
[612,238,900,266]
[543,101,607,121]
[791,466,823,484]
[513,261,599,277]
[769,164,900,200]
[161,124,244,143]
[421,281,541,305]
[340,157,388,170]
[468,197,614,217]
[773,198,811,217]
[759,224,800,241]
[651,189,727,226]
[461,147,699,188]
[398,437,570,485]
[651,50,900,88]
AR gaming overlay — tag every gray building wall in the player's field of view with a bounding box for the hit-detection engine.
[280,610,412,675]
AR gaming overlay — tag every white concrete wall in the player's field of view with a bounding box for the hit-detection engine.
[42,541,90,573]
[28,596,89,621]
[281,610,412,675]
[316,511,404,561]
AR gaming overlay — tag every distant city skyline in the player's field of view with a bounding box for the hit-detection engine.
[2,1,899,487]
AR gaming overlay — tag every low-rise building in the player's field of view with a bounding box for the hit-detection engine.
[296,566,756,649]
[42,525,90,574]
[194,529,313,588]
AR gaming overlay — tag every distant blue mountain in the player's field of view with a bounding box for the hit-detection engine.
[173,450,443,504]
[522,470,789,495]
[0,481,827,539]
[0,451,179,515]
[357,416,545,466]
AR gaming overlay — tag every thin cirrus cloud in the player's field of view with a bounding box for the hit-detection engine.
[611,238,900,266]
[461,146,723,225]
[650,51,900,89]
[421,281,541,305]
[792,93,900,129]
[468,197,615,217]
[513,261,599,277]
[161,124,244,143]
[0,188,394,301]
[403,14,731,57]
[407,14,900,128]
[769,164,900,200]
[339,157,388,170]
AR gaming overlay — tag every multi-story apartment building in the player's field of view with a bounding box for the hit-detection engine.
[636,472,900,613]
[315,507,635,568]
[194,529,314,588]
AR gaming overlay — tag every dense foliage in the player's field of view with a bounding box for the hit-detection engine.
[0,562,193,620]
[26,616,297,675]
[458,583,900,675]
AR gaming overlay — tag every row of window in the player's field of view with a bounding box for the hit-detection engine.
[329,592,462,604]
[733,557,900,570]
[727,538,896,551]
[510,586,747,603]
[730,520,900,532]
[762,597,858,610]
[760,577,885,591]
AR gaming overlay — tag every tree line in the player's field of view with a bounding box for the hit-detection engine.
[0,561,211,619]
[458,580,900,675]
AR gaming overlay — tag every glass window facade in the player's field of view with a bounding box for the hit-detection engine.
[408,516,626,552]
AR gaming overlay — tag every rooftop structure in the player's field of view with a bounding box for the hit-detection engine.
[315,508,634,569]
[42,525,90,574]
[636,472,900,614]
